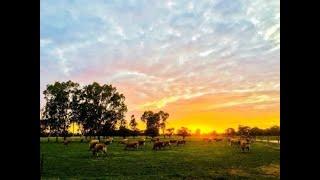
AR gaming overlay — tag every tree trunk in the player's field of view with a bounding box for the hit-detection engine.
[72,123,75,136]
[98,136,101,141]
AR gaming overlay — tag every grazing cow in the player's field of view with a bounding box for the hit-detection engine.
[92,143,107,156]
[63,139,70,146]
[105,137,113,144]
[103,139,112,145]
[119,138,128,144]
[153,141,164,150]
[89,140,100,150]
[240,139,250,152]
[169,140,177,144]
[138,140,146,147]
[204,138,213,142]
[163,141,171,148]
[229,139,240,146]
[151,137,160,143]
[177,140,186,146]
[125,142,139,150]
[214,138,223,142]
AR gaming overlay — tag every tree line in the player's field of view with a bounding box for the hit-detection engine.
[224,125,280,137]
[40,81,279,141]
[40,81,172,141]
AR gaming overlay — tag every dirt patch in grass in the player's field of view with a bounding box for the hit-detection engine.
[257,163,280,177]
[227,168,250,177]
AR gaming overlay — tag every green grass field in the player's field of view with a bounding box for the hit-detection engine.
[40,137,280,179]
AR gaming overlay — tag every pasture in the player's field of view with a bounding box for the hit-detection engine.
[40,136,280,179]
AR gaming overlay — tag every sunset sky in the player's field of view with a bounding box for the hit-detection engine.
[41,0,279,133]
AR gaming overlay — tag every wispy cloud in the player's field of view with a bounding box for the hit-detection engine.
[41,0,279,129]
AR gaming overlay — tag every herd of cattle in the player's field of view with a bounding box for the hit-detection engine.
[62,136,254,157]
[84,137,187,156]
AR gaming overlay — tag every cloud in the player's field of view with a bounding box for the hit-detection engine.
[40,0,280,121]
[40,38,52,47]
[199,49,215,57]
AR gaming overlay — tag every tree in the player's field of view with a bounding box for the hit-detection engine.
[141,111,159,138]
[43,81,79,141]
[129,115,138,130]
[237,125,251,137]
[177,127,191,139]
[225,128,236,137]
[194,129,201,136]
[76,82,127,140]
[249,127,264,137]
[129,115,139,138]
[210,130,217,137]
[141,110,169,138]
[267,125,280,136]
[166,128,175,138]
[118,119,131,138]
[40,119,48,137]
[158,111,169,138]
[265,125,280,143]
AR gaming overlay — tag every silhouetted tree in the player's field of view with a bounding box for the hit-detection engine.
[177,127,191,139]
[225,128,236,137]
[43,81,79,141]
[267,125,280,136]
[129,115,139,138]
[158,111,169,138]
[40,119,48,137]
[249,127,264,136]
[195,129,201,136]
[237,125,251,137]
[75,82,127,140]
[210,130,217,137]
[166,128,175,138]
[118,119,131,138]
[141,111,159,138]
[141,111,168,138]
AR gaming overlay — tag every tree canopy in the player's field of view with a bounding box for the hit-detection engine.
[177,127,191,139]
[141,110,169,137]
[43,81,127,139]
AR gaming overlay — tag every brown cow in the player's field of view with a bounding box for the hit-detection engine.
[230,139,240,146]
[240,139,250,152]
[103,139,112,145]
[214,138,223,142]
[177,140,186,146]
[153,141,164,150]
[92,143,107,156]
[163,141,171,148]
[89,140,100,151]
[169,140,177,144]
[125,142,139,150]
[105,137,113,144]
[138,140,146,147]
[151,137,160,143]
